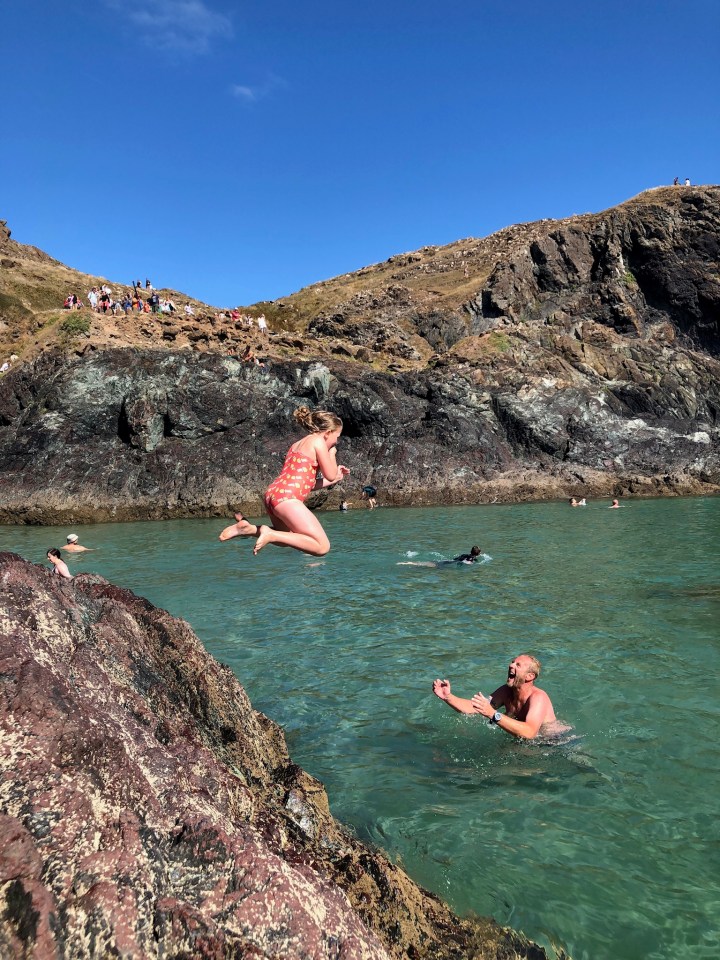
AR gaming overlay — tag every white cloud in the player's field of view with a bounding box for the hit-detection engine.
[230,74,285,104]
[231,85,257,102]
[105,0,232,53]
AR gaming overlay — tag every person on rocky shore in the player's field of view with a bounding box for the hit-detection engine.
[46,548,73,580]
[432,654,567,739]
[62,534,93,553]
[361,485,377,509]
[219,406,350,556]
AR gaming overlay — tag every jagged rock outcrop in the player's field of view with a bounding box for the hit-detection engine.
[0,339,718,523]
[295,187,720,358]
[0,187,719,521]
[0,553,559,959]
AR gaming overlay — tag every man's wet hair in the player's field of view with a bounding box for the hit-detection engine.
[520,654,541,679]
[470,546,481,556]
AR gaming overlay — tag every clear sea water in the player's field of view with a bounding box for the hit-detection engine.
[2,497,719,960]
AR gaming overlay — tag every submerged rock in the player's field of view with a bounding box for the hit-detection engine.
[0,553,563,959]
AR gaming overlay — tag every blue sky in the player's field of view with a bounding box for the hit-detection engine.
[2,0,718,306]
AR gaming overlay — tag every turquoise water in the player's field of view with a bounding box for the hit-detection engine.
[3,498,719,960]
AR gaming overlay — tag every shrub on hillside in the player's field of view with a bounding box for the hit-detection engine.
[60,314,91,337]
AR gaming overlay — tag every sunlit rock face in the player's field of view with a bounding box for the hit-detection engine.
[0,336,718,525]
[0,186,719,522]
[0,553,559,960]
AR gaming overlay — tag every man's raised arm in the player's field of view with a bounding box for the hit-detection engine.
[432,679,482,714]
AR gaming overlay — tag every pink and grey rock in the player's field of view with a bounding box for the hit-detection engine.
[0,552,562,959]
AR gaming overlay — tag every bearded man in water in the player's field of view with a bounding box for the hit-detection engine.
[433,654,565,739]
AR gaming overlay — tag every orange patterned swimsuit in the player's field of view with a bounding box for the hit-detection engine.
[263,446,318,511]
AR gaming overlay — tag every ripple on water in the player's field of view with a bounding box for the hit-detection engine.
[1,498,719,960]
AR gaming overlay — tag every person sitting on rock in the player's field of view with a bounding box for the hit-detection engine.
[241,345,264,367]
[47,548,73,580]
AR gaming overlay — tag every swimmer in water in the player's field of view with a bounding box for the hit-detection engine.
[47,548,73,580]
[398,545,485,567]
[449,545,482,564]
[433,654,568,739]
[219,406,350,556]
[609,499,620,508]
[62,534,93,553]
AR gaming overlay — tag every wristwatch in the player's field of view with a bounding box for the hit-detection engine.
[491,711,502,725]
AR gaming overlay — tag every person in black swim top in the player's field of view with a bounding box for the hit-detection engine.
[450,545,482,564]
[397,545,484,568]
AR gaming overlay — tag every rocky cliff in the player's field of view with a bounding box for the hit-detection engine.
[0,340,718,523]
[0,186,719,521]
[0,553,558,959]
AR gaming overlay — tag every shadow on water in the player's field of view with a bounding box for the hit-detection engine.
[431,732,609,795]
[647,582,720,602]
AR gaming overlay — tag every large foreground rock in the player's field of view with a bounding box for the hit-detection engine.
[0,553,561,959]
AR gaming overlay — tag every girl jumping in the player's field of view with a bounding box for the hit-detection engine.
[219,406,350,556]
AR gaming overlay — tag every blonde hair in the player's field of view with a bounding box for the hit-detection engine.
[293,406,343,434]
[520,654,541,680]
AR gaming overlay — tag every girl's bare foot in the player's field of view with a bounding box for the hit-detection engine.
[219,513,258,541]
[253,525,272,555]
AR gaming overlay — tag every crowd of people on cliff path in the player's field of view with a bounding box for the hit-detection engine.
[61,281,269,337]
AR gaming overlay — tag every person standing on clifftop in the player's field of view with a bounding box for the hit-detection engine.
[218,406,350,556]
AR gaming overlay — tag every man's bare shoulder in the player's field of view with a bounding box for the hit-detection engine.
[530,686,556,719]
